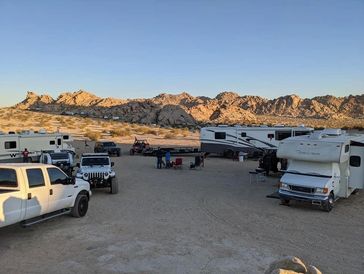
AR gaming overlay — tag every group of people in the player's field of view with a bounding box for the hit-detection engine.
[155,148,206,169]
[156,148,171,169]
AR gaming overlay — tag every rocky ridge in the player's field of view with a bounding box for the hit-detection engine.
[14,90,364,126]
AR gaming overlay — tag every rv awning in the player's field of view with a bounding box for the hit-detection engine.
[281,173,332,188]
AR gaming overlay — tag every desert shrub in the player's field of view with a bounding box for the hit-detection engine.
[85,131,101,141]
[164,133,174,139]
[110,128,131,137]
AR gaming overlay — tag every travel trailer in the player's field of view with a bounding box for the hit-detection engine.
[277,129,364,211]
[0,131,74,163]
[200,125,313,156]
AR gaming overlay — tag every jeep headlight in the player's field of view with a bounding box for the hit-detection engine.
[280,182,290,190]
[315,187,329,194]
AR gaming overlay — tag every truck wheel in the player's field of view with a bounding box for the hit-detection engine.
[110,177,119,194]
[323,192,334,212]
[280,198,290,206]
[117,151,121,157]
[71,194,89,217]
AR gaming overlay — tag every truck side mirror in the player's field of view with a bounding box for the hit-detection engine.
[111,162,114,167]
[65,177,75,185]
[76,163,80,168]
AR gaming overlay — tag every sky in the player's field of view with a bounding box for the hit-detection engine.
[0,0,363,106]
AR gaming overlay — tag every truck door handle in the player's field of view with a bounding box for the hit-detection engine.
[27,193,32,200]
[50,189,53,195]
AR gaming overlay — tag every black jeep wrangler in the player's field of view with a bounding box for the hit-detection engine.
[94,141,121,157]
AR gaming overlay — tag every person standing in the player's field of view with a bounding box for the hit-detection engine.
[22,148,30,163]
[156,147,163,169]
[165,150,171,168]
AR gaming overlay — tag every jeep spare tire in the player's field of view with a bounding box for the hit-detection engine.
[110,177,119,194]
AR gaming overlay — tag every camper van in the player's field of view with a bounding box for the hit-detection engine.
[200,125,313,156]
[0,131,74,163]
[277,129,364,211]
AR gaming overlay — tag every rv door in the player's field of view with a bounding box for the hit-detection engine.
[349,145,364,189]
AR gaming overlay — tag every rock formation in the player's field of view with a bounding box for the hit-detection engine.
[14,90,364,126]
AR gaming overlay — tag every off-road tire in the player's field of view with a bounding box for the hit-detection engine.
[110,177,119,194]
[323,192,334,212]
[71,194,89,218]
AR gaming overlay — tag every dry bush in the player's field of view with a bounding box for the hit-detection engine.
[164,133,174,139]
[85,131,101,141]
[110,128,131,137]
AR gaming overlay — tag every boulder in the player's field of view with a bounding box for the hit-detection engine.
[265,256,307,274]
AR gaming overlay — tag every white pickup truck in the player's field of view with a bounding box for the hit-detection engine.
[0,163,91,228]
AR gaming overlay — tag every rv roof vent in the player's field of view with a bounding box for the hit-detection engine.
[310,132,323,140]
[274,124,285,127]
[39,129,47,134]
[322,128,342,136]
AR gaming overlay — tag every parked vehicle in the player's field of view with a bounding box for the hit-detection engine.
[200,125,313,157]
[39,150,75,175]
[277,129,364,211]
[94,141,121,157]
[0,163,91,228]
[130,138,150,155]
[0,130,74,163]
[76,153,118,194]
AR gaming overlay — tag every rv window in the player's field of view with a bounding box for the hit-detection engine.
[350,156,361,167]
[57,139,62,146]
[4,141,17,149]
[0,168,18,187]
[50,140,55,145]
[275,131,291,141]
[26,169,45,188]
[241,132,247,137]
[294,131,310,136]
[47,168,68,185]
[63,135,69,140]
[267,133,274,139]
[215,132,226,139]
[345,145,349,153]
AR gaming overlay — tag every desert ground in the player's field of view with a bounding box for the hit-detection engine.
[0,141,363,274]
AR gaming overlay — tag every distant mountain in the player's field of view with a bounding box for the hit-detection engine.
[14,90,364,126]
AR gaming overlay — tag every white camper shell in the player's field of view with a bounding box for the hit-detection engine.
[200,125,313,156]
[0,131,74,163]
[277,129,364,211]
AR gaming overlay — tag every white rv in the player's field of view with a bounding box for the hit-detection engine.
[200,125,313,156]
[0,131,74,163]
[277,129,364,211]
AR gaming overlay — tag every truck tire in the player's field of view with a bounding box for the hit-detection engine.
[71,194,89,217]
[116,151,121,157]
[110,177,119,194]
[323,192,334,212]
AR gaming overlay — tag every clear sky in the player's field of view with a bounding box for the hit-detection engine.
[0,0,363,106]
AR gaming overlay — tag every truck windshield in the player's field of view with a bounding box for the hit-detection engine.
[50,153,69,160]
[82,157,109,166]
[103,142,116,147]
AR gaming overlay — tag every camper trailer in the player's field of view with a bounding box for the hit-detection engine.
[277,129,364,211]
[0,131,74,163]
[200,125,313,156]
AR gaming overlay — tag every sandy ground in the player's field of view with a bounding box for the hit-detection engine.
[0,141,363,274]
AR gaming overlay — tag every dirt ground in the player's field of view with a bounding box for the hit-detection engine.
[0,141,363,274]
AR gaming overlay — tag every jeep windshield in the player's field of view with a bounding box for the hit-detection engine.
[82,157,109,166]
[103,142,116,147]
[50,153,69,160]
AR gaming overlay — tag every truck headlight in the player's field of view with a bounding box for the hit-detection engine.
[315,187,329,194]
[83,173,89,180]
[280,182,290,190]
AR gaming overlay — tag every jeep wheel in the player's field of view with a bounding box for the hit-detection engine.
[110,177,119,194]
[71,194,89,217]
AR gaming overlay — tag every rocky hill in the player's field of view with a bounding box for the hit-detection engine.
[14,90,364,127]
